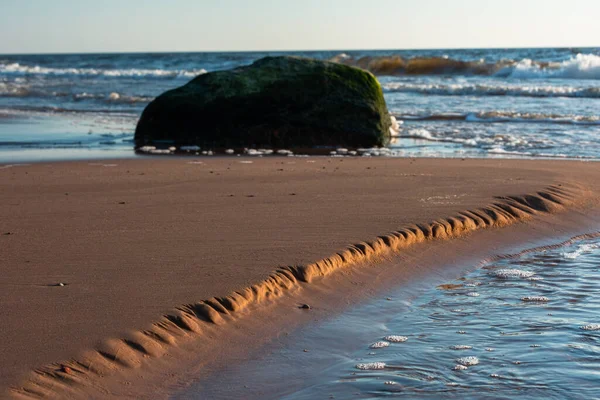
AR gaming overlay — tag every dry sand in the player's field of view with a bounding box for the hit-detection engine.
[1,157,600,399]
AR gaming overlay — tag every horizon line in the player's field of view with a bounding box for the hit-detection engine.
[1,44,598,57]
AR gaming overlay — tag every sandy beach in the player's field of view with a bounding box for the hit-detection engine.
[2,157,600,399]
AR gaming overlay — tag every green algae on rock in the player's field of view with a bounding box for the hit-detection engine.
[134,56,391,150]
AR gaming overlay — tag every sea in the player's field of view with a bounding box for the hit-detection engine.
[1,47,600,162]
[179,234,600,400]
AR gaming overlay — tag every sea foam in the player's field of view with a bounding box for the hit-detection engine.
[491,269,535,279]
[355,362,386,370]
[383,335,408,343]
[0,62,207,79]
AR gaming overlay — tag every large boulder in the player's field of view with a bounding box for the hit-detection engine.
[134,56,391,151]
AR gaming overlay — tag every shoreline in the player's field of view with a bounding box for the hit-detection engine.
[177,229,600,400]
[2,157,600,398]
[2,151,600,166]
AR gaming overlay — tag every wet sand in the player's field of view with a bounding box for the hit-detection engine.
[2,157,600,399]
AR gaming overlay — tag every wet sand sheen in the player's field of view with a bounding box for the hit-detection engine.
[1,157,600,398]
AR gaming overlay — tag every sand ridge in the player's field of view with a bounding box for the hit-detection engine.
[7,180,585,399]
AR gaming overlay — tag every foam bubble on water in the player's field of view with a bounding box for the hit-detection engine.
[466,292,480,297]
[383,335,408,343]
[355,362,386,370]
[485,348,494,352]
[492,269,535,279]
[453,364,468,371]
[487,147,532,156]
[245,149,264,156]
[449,345,473,350]
[521,296,549,302]
[457,330,467,334]
[407,128,434,140]
[580,324,600,331]
[384,381,397,385]
[370,341,390,349]
[456,356,479,366]
[562,244,600,259]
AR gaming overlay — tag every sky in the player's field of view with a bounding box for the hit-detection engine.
[1,0,599,54]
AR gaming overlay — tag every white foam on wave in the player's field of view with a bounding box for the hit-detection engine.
[383,81,600,98]
[406,129,435,140]
[369,341,390,349]
[521,296,549,302]
[472,111,600,125]
[449,345,473,350]
[389,115,401,137]
[383,335,408,343]
[504,54,600,80]
[0,62,207,78]
[355,362,386,370]
[456,356,479,366]
[105,92,153,104]
[580,324,600,331]
[401,111,600,126]
[491,269,535,279]
[487,147,532,156]
[562,243,599,259]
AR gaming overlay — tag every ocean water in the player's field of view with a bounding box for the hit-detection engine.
[182,234,600,400]
[1,48,600,161]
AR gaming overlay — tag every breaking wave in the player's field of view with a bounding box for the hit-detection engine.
[0,83,153,104]
[331,53,600,79]
[0,63,207,78]
[75,92,154,104]
[0,105,140,116]
[399,111,600,125]
[382,82,600,99]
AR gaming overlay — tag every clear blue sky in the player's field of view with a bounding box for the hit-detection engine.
[1,0,598,54]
